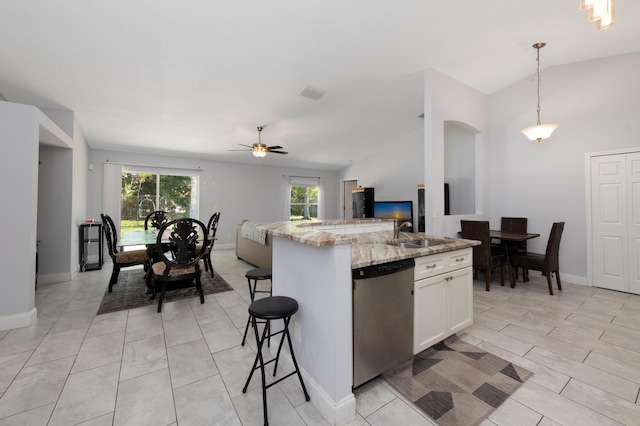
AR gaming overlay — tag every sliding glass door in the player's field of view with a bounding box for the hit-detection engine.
[120,171,198,232]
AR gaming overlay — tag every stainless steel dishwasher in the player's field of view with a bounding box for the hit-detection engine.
[352,258,415,388]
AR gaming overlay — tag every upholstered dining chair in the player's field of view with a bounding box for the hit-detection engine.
[149,218,208,312]
[144,210,172,231]
[101,213,149,292]
[509,222,565,295]
[201,212,220,277]
[144,210,173,258]
[460,220,505,291]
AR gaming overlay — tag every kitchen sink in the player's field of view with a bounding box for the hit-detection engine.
[388,239,450,249]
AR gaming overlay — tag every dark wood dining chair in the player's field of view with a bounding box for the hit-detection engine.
[144,210,172,230]
[509,222,565,295]
[144,210,173,260]
[201,212,220,277]
[460,220,505,291]
[101,213,149,292]
[149,218,208,312]
[500,217,528,280]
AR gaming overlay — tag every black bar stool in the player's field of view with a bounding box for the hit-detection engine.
[241,267,272,346]
[242,296,310,426]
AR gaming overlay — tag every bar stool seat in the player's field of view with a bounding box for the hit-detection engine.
[241,267,272,346]
[242,296,310,426]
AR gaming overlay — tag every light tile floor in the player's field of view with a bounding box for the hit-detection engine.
[1,250,639,425]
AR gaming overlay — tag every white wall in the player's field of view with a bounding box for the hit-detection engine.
[488,51,640,280]
[38,146,73,275]
[339,127,424,230]
[425,69,489,238]
[0,102,39,324]
[444,121,476,215]
[87,150,340,246]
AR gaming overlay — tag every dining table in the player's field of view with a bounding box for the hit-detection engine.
[118,229,165,248]
[490,230,540,287]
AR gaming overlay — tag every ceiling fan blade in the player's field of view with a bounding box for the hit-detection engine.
[267,145,283,150]
[228,148,251,152]
[237,143,253,148]
[269,150,288,155]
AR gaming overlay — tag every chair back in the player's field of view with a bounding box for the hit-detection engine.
[544,222,565,271]
[501,217,527,251]
[501,217,527,234]
[100,213,119,259]
[461,220,491,269]
[156,218,208,276]
[207,212,221,241]
[145,210,172,230]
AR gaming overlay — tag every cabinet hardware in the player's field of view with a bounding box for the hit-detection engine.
[455,257,465,262]
[426,264,436,269]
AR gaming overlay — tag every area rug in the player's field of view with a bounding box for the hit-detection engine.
[383,334,532,426]
[97,269,234,315]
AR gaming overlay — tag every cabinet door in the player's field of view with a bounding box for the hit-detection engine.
[413,275,445,353]
[446,266,473,334]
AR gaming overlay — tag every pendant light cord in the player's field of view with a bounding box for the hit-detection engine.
[535,44,542,126]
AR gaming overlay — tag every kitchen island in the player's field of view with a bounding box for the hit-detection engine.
[257,219,479,425]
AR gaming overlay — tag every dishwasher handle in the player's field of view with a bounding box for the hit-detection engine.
[352,258,415,280]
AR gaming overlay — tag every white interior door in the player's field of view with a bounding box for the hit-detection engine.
[591,154,628,292]
[627,153,640,294]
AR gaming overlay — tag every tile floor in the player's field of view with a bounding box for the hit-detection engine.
[1,249,639,425]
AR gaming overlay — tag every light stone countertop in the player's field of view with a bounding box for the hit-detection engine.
[258,219,480,268]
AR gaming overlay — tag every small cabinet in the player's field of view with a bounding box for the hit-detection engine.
[79,223,104,271]
[352,187,374,218]
[413,248,473,353]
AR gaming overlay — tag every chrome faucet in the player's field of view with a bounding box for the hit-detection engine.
[394,220,413,239]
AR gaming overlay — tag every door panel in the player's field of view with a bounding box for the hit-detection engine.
[628,153,640,293]
[591,154,627,291]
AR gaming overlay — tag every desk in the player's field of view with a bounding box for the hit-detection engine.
[490,230,539,287]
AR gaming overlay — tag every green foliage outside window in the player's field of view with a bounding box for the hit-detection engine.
[290,185,318,220]
[121,173,194,228]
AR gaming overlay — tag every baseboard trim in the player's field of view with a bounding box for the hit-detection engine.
[38,272,73,285]
[561,272,587,286]
[212,243,234,250]
[0,307,37,331]
[267,347,356,425]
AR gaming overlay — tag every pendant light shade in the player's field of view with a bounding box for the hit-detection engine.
[521,123,558,142]
[521,42,557,142]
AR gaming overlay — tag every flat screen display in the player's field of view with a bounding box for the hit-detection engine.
[374,201,413,228]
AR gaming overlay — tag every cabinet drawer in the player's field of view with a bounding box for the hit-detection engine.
[444,248,472,270]
[414,254,446,280]
[414,248,472,281]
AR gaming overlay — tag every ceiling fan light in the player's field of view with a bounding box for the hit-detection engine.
[521,123,558,142]
[252,143,268,157]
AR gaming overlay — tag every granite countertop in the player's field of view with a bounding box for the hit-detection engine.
[259,219,480,268]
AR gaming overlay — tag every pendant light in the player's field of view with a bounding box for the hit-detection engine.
[580,0,615,30]
[521,42,558,142]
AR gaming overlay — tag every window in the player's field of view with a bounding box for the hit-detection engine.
[287,176,322,221]
[120,168,199,232]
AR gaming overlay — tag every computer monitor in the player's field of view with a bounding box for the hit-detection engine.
[373,201,413,229]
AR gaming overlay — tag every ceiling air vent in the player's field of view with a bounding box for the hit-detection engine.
[299,85,327,100]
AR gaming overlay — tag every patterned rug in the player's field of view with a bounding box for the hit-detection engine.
[383,335,532,426]
[97,268,233,315]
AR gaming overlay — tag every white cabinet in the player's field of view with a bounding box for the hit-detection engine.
[413,248,473,353]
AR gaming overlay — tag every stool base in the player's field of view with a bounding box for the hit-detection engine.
[242,312,310,425]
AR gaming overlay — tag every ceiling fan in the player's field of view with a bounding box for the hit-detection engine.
[229,126,288,157]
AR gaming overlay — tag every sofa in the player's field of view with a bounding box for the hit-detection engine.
[235,221,272,268]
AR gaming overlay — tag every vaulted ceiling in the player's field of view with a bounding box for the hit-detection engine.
[2,1,639,171]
